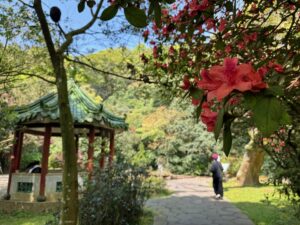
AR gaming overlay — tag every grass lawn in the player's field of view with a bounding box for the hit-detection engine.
[0,211,53,225]
[224,179,300,225]
[0,209,153,225]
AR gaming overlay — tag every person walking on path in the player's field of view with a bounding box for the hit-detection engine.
[210,153,224,199]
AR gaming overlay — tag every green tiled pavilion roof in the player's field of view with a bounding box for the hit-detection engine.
[15,80,128,130]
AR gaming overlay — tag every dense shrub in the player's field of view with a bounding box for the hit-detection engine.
[144,176,170,197]
[79,163,149,225]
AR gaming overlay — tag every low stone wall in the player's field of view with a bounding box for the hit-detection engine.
[10,172,63,202]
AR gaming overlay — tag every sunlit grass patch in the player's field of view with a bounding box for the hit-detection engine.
[224,179,300,225]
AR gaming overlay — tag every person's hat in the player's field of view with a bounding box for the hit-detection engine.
[211,153,219,160]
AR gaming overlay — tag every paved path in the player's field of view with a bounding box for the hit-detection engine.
[146,177,254,225]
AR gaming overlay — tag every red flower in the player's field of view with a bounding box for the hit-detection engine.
[268,61,284,73]
[198,58,267,101]
[225,44,232,54]
[142,29,149,38]
[169,46,175,56]
[218,18,227,33]
[153,46,159,58]
[161,9,169,16]
[192,97,200,106]
[237,41,245,50]
[205,18,216,31]
[200,102,217,132]
[181,75,191,90]
[197,69,222,92]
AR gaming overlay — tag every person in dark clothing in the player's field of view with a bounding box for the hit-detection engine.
[210,153,224,199]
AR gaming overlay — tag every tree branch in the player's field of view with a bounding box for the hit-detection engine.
[58,0,105,54]
[64,56,165,85]
[0,70,55,84]
[33,0,57,65]
[17,0,34,8]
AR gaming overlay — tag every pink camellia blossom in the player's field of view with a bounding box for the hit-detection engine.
[197,58,267,101]
[200,102,218,132]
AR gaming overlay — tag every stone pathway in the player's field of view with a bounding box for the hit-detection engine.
[146,177,254,225]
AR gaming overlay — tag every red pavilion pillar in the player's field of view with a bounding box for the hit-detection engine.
[109,131,115,166]
[87,127,95,179]
[99,138,105,169]
[4,130,22,200]
[37,126,51,202]
[15,131,24,172]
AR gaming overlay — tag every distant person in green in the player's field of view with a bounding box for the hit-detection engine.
[210,153,223,200]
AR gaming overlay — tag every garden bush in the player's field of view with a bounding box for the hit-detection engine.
[79,163,149,225]
[144,176,170,197]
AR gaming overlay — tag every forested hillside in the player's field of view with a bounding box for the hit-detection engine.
[1,47,249,175]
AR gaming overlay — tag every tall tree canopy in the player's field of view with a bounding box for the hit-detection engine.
[143,0,300,196]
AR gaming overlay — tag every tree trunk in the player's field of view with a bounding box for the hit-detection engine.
[55,56,78,225]
[236,129,265,186]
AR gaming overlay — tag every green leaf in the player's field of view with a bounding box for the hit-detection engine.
[87,0,96,8]
[252,96,291,136]
[225,2,233,11]
[154,1,162,28]
[215,40,225,50]
[100,5,118,21]
[189,87,203,99]
[124,6,148,28]
[223,120,232,156]
[78,1,85,13]
[165,0,175,4]
[148,1,155,16]
[244,92,257,109]
[264,86,284,96]
[214,107,224,141]
[194,104,202,121]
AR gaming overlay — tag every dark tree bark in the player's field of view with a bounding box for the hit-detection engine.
[33,1,80,224]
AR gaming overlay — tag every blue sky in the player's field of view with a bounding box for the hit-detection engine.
[45,0,143,54]
[1,0,143,54]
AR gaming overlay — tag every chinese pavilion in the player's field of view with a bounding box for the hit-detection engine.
[3,80,127,202]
